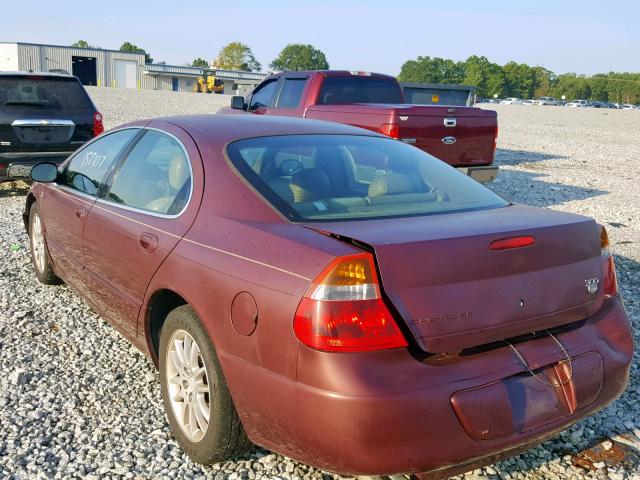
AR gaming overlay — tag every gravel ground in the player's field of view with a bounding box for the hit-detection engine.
[1,91,639,480]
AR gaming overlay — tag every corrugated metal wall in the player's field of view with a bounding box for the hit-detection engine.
[15,44,145,88]
[7,43,256,93]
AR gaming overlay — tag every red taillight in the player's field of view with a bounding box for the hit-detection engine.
[93,111,104,137]
[380,123,400,140]
[489,236,535,250]
[600,226,618,297]
[293,253,407,352]
[493,123,499,152]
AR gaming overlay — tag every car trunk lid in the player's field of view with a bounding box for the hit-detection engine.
[304,204,606,353]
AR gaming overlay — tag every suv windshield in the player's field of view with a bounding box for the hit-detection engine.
[0,76,92,111]
[227,135,508,222]
[317,76,403,104]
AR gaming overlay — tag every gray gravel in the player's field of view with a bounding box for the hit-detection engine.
[1,91,639,480]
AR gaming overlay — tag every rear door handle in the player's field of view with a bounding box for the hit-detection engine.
[75,207,86,220]
[444,118,457,127]
[139,233,158,253]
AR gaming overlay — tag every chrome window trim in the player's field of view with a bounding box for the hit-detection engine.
[12,119,75,127]
[98,127,194,220]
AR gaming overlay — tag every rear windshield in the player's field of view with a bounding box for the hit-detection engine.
[0,77,92,111]
[227,135,508,222]
[317,77,403,104]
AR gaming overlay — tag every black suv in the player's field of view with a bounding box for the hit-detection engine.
[0,72,103,181]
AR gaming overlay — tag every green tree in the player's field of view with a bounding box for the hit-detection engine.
[212,42,261,71]
[532,67,555,98]
[270,44,329,72]
[398,53,640,103]
[119,42,153,63]
[70,40,94,48]
[191,58,209,68]
[398,56,465,84]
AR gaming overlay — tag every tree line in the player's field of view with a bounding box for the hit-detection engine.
[70,40,640,103]
[70,40,330,73]
[398,55,640,103]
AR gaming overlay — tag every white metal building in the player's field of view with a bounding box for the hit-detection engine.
[0,42,266,94]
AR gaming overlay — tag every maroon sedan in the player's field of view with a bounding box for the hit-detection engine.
[25,115,632,479]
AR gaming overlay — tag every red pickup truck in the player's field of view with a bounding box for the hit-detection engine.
[227,71,498,182]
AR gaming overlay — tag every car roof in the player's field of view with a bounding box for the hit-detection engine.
[0,71,77,80]
[162,114,384,145]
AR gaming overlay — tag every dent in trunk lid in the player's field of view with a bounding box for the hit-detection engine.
[305,205,606,353]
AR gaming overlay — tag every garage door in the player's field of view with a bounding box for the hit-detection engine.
[114,60,137,89]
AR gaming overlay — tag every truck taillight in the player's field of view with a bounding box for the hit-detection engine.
[600,226,618,297]
[493,123,499,152]
[380,123,400,140]
[293,253,407,352]
[93,111,104,137]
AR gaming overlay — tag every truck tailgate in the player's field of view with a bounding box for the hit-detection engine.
[397,106,497,167]
[304,104,497,167]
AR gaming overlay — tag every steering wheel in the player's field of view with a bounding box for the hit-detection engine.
[278,159,304,176]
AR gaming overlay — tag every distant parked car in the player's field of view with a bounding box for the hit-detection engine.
[499,97,525,105]
[566,99,589,108]
[24,114,632,479]
[0,72,103,182]
[532,96,558,106]
[621,104,637,110]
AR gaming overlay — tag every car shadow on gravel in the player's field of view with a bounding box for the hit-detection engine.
[495,148,567,167]
[489,169,607,208]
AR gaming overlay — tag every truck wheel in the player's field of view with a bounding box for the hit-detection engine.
[159,305,252,464]
[29,202,60,285]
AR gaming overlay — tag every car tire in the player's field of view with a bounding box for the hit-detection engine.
[159,304,252,464]
[29,202,61,285]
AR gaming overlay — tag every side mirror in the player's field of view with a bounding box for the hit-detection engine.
[231,95,246,110]
[30,162,58,183]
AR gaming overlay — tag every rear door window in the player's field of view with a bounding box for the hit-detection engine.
[60,129,139,196]
[105,130,192,216]
[276,78,307,108]
[0,76,93,112]
[249,79,279,110]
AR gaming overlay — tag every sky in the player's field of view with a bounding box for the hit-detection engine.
[2,0,639,75]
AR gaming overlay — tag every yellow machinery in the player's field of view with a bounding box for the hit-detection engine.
[195,71,224,94]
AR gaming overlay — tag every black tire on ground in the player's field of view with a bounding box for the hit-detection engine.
[28,202,61,285]
[159,304,252,464]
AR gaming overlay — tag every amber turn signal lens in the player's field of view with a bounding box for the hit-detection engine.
[294,253,408,352]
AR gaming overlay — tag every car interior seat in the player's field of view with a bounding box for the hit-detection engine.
[289,168,331,203]
[145,154,191,213]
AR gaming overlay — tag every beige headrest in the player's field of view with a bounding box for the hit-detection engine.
[368,173,422,197]
[168,154,190,190]
[289,168,330,202]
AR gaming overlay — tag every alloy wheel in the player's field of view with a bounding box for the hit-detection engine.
[165,329,211,442]
[31,213,46,274]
